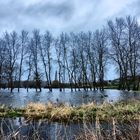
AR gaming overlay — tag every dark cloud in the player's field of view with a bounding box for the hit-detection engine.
[0,0,75,33]
[0,0,74,21]
[0,0,139,34]
[24,1,74,20]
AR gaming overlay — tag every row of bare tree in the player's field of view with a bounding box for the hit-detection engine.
[108,16,140,90]
[0,16,140,92]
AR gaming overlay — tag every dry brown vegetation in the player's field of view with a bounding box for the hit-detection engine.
[23,100,140,122]
[0,100,139,139]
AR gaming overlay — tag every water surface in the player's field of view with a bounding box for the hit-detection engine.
[0,88,139,107]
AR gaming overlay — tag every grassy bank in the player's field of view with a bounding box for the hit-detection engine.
[0,100,139,122]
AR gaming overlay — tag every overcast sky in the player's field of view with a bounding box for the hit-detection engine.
[0,0,139,80]
[0,0,140,34]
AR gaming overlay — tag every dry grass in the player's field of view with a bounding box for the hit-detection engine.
[75,118,140,140]
[26,102,46,112]
[0,100,139,122]
[23,100,140,122]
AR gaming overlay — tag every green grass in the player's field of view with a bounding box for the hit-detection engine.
[104,85,118,89]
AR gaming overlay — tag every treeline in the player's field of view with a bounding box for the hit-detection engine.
[0,16,140,92]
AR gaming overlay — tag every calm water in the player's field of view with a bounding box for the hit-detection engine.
[0,117,138,140]
[0,117,87,139]
[0,88,139,139]
[0,88,139,107]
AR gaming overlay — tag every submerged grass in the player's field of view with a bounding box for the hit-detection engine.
[0,100,139,122]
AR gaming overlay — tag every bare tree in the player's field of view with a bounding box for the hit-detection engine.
[108,18,128,90]
[26,47,33,92]
[40,31,53,91]
[125,16,140,90]
[56,33,69,91]
[108,16,140,90]
[54,38,63,91]
[4,31,19,92]
[94,29,108,90]
[0,39,7,89]
[0,15,139,92]
[30,30,42,92]
[69,33,80,91]
[18,30,28,92]
[75,32,89,91]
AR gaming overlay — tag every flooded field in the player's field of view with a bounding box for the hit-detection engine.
[0,88,139,107]
[0,117,139,140]
[0,88,139,139]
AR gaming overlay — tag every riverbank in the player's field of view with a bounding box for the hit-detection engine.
[0,100,139,122]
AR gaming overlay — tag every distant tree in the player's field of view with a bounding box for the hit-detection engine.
[78,32,89,91]
[59,32,70,91]
[4,31,19,92]
[69,33,79,91]
[30,30,42,92]
[54,37,64,92]
[18,30,28,92]
[40,31,53,91]
[26,48,32,92]
[0,39,7,89]
[94,29,108,90]
[108,16,140,90]
[125,16,140,90]
[108,18,128,90]
[85,32,98,90]
[0,15,139,92]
